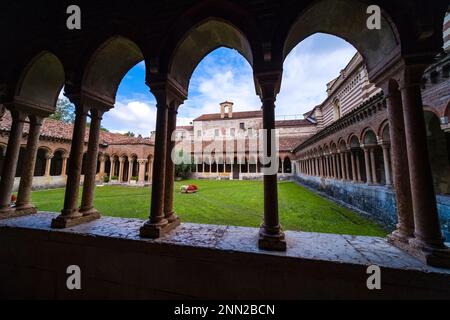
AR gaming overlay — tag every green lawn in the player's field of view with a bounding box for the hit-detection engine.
[26,180,387,237]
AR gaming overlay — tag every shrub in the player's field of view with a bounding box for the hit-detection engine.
[111,176,119,181]
[103,176,110,183]
[131,176,139,181]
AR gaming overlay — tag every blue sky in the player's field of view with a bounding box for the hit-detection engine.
[102,33,357,136]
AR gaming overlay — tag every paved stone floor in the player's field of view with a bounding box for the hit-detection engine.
[1,212,449,274]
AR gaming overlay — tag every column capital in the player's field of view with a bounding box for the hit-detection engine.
[119,156,126,163]
[147,74,187,108]
[138,159,148,165]
[254,70,283,101]
[45,152,54,160]
[98,154,106,163]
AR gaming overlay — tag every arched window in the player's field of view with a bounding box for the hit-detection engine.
[333,99,342,121]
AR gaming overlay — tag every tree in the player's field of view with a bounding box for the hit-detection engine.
[124,131,136,137]
[50,97,75,123]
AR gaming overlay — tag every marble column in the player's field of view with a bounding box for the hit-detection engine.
[138,159,147,184]
[370,148,378,185]
[0,110,26,216]
[128,158,135,183]
[350,150,357,183]
[140,81,180,239]
[340,152,346,180]
[381,144,392,186]
[119,157,125,183]
[44,152,53,177]
[344,151,350,180]
[363,147,372,184]
[383,84,415,244]
[99,155,106,180]
[15,115,44,216]
[258,72,286,251]
[52,101,89,228]
[147,158,153,182]
[400,73,449,265]
[110,159,116,181]
[61,154,68,177]
[79,108,105,217]
[164,102,181,225]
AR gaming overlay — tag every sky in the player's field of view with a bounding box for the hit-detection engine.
[101,33,357,136]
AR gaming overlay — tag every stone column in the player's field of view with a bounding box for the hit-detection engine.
[61,154,68,177]
[381,144,392,186]
[98,155,106,180]
[340,152,345,180]
[44,152,53,177]
[356,152,362,182]
[383,83,415,244]
[344,151,350,180]
[110,159,116,181]
[370,148,378,185]
[0,109,26,216]
[350,150,357,182]
[164,102,182,226]
[118,157,125,183]
[141,79,186,239]
[147,158,153,182]
[138,159,147,184]
[79,108,105,217]
[15,115,44,216]
[128,158,135,183]
[400,71,449,265]
[363,146,372,184]
[52,100,89,228]
[257,72,286,251]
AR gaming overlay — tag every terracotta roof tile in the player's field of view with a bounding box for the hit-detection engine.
[0,111,153,146]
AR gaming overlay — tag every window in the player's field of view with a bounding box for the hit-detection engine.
[215,129,220,137]
[248,128,253,136]
[230,128,236,137]
[240,123,245,130]
[333,100,341,120]
[197,130,202,138]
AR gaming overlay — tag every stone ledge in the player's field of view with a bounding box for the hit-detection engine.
[0,213,449,299]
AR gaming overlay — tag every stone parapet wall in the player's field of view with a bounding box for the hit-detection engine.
[1,213,449,299]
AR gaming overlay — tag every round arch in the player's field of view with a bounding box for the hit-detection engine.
[14,51,65,111]
[82,36,145,104]
[168,18,254,91]
[282,0,399,72]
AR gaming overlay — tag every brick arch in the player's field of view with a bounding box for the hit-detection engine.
[378,120,390,143]
[360,127,377,144]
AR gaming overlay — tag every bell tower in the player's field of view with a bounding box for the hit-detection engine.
[220,101,234,119]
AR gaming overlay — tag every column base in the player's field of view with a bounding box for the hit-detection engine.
[79,207,100,217]
[407,238,450,269]
[13,204,38,217]
[51,211,101,229]
[0,206,37,220]
[140,218,179,239]
[258,227,287,252]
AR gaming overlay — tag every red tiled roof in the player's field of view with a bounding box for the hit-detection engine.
[0,111,154,146]
[275,119,314,127]
[193,110,263,122]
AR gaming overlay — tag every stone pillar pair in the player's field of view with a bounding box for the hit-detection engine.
[380,64,449,268]
[0,108,47,218]
[140,78,186,239]
[52,97,110,229]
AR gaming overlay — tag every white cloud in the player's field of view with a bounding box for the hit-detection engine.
[104,100,157,136]
[277,45,357,116]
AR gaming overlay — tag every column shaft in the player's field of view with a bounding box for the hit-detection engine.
[52,103,88,228]
[164,105,179,222]
[80,109,103,215]
[401,83,444,247]
[15,116,43,214]
[364,148,372,184]
[0,110,26,214]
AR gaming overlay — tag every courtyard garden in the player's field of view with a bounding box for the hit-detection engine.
[27,180,387,237]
